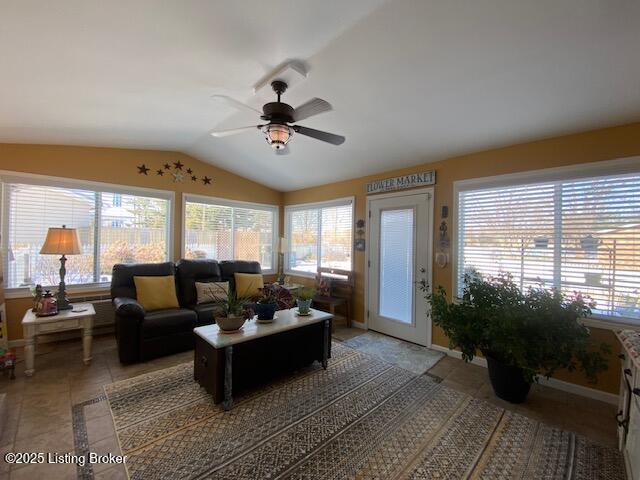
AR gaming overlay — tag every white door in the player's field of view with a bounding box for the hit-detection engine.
[367,190,432,346]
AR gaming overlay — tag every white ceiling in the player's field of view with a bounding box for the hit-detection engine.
[1,0,640,191]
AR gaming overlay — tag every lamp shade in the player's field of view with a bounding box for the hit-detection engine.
[40,226,81,255]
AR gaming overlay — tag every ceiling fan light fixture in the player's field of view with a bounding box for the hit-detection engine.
[263,124,292,150]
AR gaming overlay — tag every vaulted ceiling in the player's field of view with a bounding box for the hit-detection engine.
[2,0,640,191]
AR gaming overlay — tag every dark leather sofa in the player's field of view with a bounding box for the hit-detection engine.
[111,259,261,364]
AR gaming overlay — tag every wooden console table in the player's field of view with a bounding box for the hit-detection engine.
[22,303,95,376]
[194,308,333,410]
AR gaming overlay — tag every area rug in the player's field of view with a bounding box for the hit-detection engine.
[341,330,444,374]
[104,342,625,480]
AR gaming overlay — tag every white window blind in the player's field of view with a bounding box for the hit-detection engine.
[457,172,640,322]
[183,196,276,272]
[2,180,171,289]
[286,199,353,274]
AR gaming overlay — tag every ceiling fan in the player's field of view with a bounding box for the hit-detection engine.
[210,80,345,155]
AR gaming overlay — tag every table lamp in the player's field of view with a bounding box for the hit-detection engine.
[40,225,81,310]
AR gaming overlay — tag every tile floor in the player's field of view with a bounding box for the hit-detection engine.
[0,327,619,479]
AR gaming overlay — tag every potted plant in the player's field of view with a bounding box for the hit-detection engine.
[295,287,316,315]
[212,286,254,332]
[421,273,610,403]
[254,289,278,321]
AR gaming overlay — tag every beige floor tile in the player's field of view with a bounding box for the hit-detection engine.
[0,444,13,475]
[441,378,482,396]
[9,460,76,480]
[86,414,116,445]
[95,464,128,480]
[88,435,122,474]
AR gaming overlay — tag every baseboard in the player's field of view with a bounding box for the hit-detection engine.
[430,344,618,405]
[350,320,366,330]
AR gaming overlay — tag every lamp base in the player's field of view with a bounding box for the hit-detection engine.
[57,293,73,310]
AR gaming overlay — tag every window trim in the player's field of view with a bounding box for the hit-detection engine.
[0,170,175,296]
[181,193,279,274]
[452,155,640,328]
[284,196,355,278]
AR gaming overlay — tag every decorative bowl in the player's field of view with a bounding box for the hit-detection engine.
[215,315,246,332]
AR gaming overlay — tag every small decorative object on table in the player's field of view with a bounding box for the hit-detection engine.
[0,347,16,380]
[295,287,316,315]
[254,289,278,322]
[212,286,254,333]
[35,290,58,317]
[31,284,43,312]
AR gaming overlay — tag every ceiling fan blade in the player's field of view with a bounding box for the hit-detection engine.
[275,145,290,155]
[292,125,345,145]
[292,98,332,122]
[211,95,262,115]
[210,125,262,137]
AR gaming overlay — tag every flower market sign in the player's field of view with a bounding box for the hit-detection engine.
[366,171,435,194]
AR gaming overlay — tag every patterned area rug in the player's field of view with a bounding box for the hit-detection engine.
[104,342,625,480]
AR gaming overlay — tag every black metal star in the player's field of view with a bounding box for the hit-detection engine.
[173,161,184,170]
[191,175,198,182]
[156,169,164,176]
[202,176,212,185]
[137,164,150,175]
[163,163,171,170]
[186,168,193,174]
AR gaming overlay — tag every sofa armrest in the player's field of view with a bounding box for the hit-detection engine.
[113,297,144,364]
[113,297,145,318]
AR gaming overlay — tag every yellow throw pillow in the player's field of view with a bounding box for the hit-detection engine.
[234,273,264,298]
[134,275,180,312]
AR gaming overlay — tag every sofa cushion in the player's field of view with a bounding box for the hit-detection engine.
[134,275,180,312]
[234,273,264,298]
[220,261,262,290]
[192,303,223,326]
[111,262,175,300]
[175,259,222,307]
[195,281,228,304]
[140,309,197,339]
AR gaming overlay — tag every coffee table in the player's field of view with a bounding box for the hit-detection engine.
[193,308,333,410]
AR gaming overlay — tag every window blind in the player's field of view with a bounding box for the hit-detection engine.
[3,182,170,289]
[286,199,353,274]
[183,198,276,271]
[457,172,640,322]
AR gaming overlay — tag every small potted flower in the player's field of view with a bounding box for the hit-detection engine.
[254,289,278,322]
[212,287,253,332]
[295,287,316,315]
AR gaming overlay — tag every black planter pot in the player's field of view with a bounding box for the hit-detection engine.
[254,302,277,321]
[485,354,531,403]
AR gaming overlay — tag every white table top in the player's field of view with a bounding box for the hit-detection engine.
[194,308,333,348]
[22,302,96,324]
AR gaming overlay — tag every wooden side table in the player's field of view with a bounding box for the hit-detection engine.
[22,303,95,377]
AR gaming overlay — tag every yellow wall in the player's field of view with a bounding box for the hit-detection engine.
[0,143,282,340]
[283,122,640,394]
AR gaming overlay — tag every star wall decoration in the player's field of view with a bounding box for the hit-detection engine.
[135,160,212,187]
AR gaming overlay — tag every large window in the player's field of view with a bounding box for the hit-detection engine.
[183,195,277,273]
[1,175,172,290]
[456,164,640,323]
[285,198,354,274]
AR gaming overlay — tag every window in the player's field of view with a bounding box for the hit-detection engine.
[183,195,277,273]
[1,174,172,290]
[456,164,640,323]
[285,198,354,275]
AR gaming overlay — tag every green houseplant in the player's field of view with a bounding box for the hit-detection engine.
[295,287,316,315]
[254,289,278,321]
[421,273,610,403]
[212,286,254,332]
